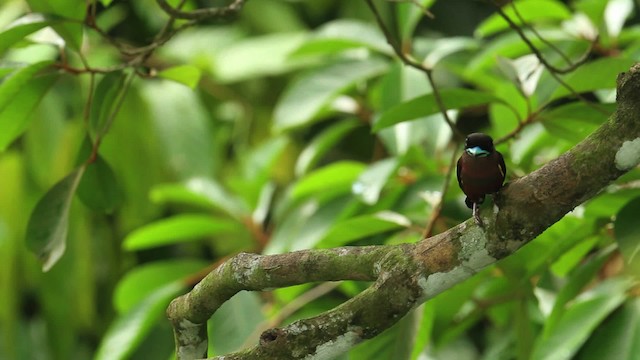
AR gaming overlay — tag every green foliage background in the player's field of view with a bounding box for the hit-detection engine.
[0,0,639,359]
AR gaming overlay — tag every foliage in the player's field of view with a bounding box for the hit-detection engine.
[0,0,639,359]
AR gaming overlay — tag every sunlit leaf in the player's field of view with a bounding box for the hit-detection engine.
[496,54,543,97]
[318,211,410,248]
[373,88,500,132]
[123,214,238,251]
[114,259,207,313]
[0,67,58,151]
[548,57,636,101]
[273,58,388,132]
[25,167,85,271]
[158,65,202,89]
[423,37,478,68]
[25,0,85,50]
[291,161,366,201]
[0,14,52,55]
[475,0,571,37]
[604,0,633,38]
[265,196,355,254]
[215,32,308,83]
[95,282,183,360]
[352,157,399,205]
[290,19,391,57]
[142,81,214,179]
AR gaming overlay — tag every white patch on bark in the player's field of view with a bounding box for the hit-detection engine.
[304,330,361,360]
[615,138,640,170]
[177,319,207,359]
[419,226,497,299]
[233,253,261,284]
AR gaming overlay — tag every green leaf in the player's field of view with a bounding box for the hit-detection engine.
[548,57,636,101]
[352,157,399,205]
[614,197,640,274]
[150,183,218,210]
[398,0,435,40]
[544,246,615,335]
[90,72,126,138]
[141,81,215,179]
[475,0,572,37]
[290,19,391,57]
[423,37,478,68]
[215,32,308,83]
[265,196,354,254]
[25,167,85,271]
[291,161,366,201]
[295,119,361,176]
[26,0,85,50]
[319,211,410,248]
[157,65,202,89]
[114,259,207,313]
[531,278,632,360]
[273,58,388,132]
[539,102,615,143]
[183,177,249,218]
[373,88,500,132]
[0,15,52,56]
[0,61,53,115]
[95,282,183,360]
[123,214,238,251]
[77,155,122,213]
[76,137,123,213]
[496,54,543,97]
[209,291,266,355]
[0,70,58,151]
[579,298,640,360]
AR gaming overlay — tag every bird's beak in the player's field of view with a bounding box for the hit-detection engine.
[466,146,490,157]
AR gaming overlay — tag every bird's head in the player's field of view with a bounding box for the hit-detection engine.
[464,133,494,158]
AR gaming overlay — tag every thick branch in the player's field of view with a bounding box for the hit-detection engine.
[168,65,640,359]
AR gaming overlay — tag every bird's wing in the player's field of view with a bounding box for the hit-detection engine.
[497,151,506,179]
[456,156,463,187]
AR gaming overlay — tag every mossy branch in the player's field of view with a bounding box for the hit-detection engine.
[167,65,640,359]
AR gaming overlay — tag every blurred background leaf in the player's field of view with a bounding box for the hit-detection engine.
[1,0,639,359]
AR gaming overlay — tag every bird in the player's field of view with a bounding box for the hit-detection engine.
[456,133,506,226]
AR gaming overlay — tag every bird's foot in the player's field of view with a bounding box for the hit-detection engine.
[473,202,484,227]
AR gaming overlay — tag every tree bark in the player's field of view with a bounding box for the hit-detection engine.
[167,64,640,359]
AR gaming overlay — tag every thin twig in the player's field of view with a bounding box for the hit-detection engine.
[422,145,459,238]
[492,1,589,74]
[387,0,435,19]
[365,0,464,141]
[510,0,573,65]
[155,0,247,20]
[491,0,610,133]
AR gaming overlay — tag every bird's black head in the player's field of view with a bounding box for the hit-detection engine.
[464,133,495,157]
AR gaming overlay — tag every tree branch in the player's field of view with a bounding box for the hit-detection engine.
[167,64,640,360]
[156,0,247,21]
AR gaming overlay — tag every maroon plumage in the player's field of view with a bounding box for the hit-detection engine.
[456,133,506,223]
